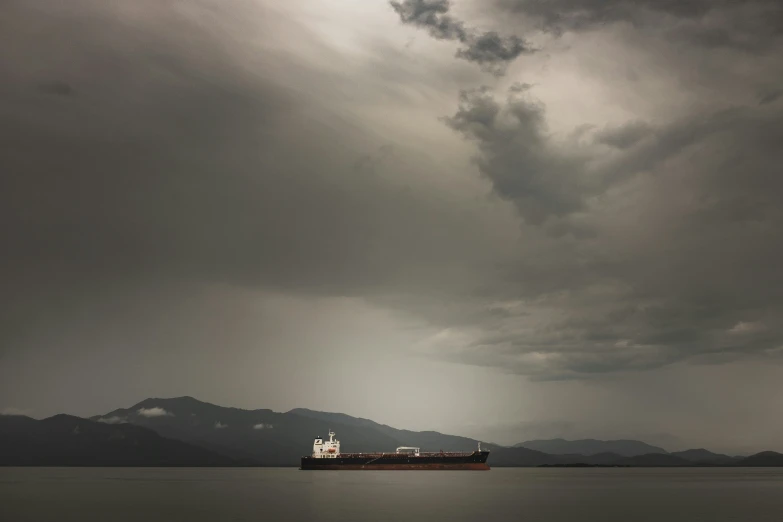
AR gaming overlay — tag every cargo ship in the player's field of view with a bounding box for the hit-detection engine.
[300,430,490,470]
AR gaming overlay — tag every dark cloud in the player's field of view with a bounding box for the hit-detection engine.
[497,0,720,30]
[443,84,589,225]
[390,0,467,40]
[455,32,531,69]
[444,83,781,231]
[390,0,535,74]
[495,0,783,53]
[432,81,783,378]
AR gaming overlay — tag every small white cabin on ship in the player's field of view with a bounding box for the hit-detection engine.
[312,430,341,458]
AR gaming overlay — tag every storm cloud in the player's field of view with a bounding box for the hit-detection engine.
[390,0,535,74]
[432,85,783,378]
[494,0,783,52]
[2,0,783,452]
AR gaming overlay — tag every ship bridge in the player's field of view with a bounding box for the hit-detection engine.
[395,446,420,456]
[312,430,340,458]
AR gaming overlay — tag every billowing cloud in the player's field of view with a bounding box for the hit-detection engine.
[444,84,589,225]
[390,0,535,74]
[444,83,783,231]
[137,407,173,418]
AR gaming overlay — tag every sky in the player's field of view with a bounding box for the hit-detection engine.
[1,0,782,455]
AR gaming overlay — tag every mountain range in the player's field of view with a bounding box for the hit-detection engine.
[0,412,234,466]
[1,396,780,467]
[515,438,667,457]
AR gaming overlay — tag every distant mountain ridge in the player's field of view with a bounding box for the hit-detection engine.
[1,396,778,467]
[735,451,783,467]
[670,449,738,465]
[0,413,236,466]
[515,438,667,457]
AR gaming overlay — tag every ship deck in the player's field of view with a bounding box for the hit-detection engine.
[337,452,477,458]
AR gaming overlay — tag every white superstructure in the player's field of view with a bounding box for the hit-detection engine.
[312,430,341,458]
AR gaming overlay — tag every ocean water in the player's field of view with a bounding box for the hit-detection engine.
[1,467,782,522]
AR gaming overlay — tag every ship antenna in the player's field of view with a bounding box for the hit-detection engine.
[478,441,481,452]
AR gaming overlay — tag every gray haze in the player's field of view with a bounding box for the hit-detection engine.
[1,0,782,454]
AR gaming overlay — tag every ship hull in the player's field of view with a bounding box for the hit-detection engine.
[300,463,489,470]
[300,451,490,470]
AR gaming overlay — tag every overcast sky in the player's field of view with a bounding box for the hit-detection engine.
[2,0,782,454]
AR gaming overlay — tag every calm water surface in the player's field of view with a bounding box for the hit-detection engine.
[1,467,782,522]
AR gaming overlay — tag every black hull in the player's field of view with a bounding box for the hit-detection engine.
[300,451,490,470]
